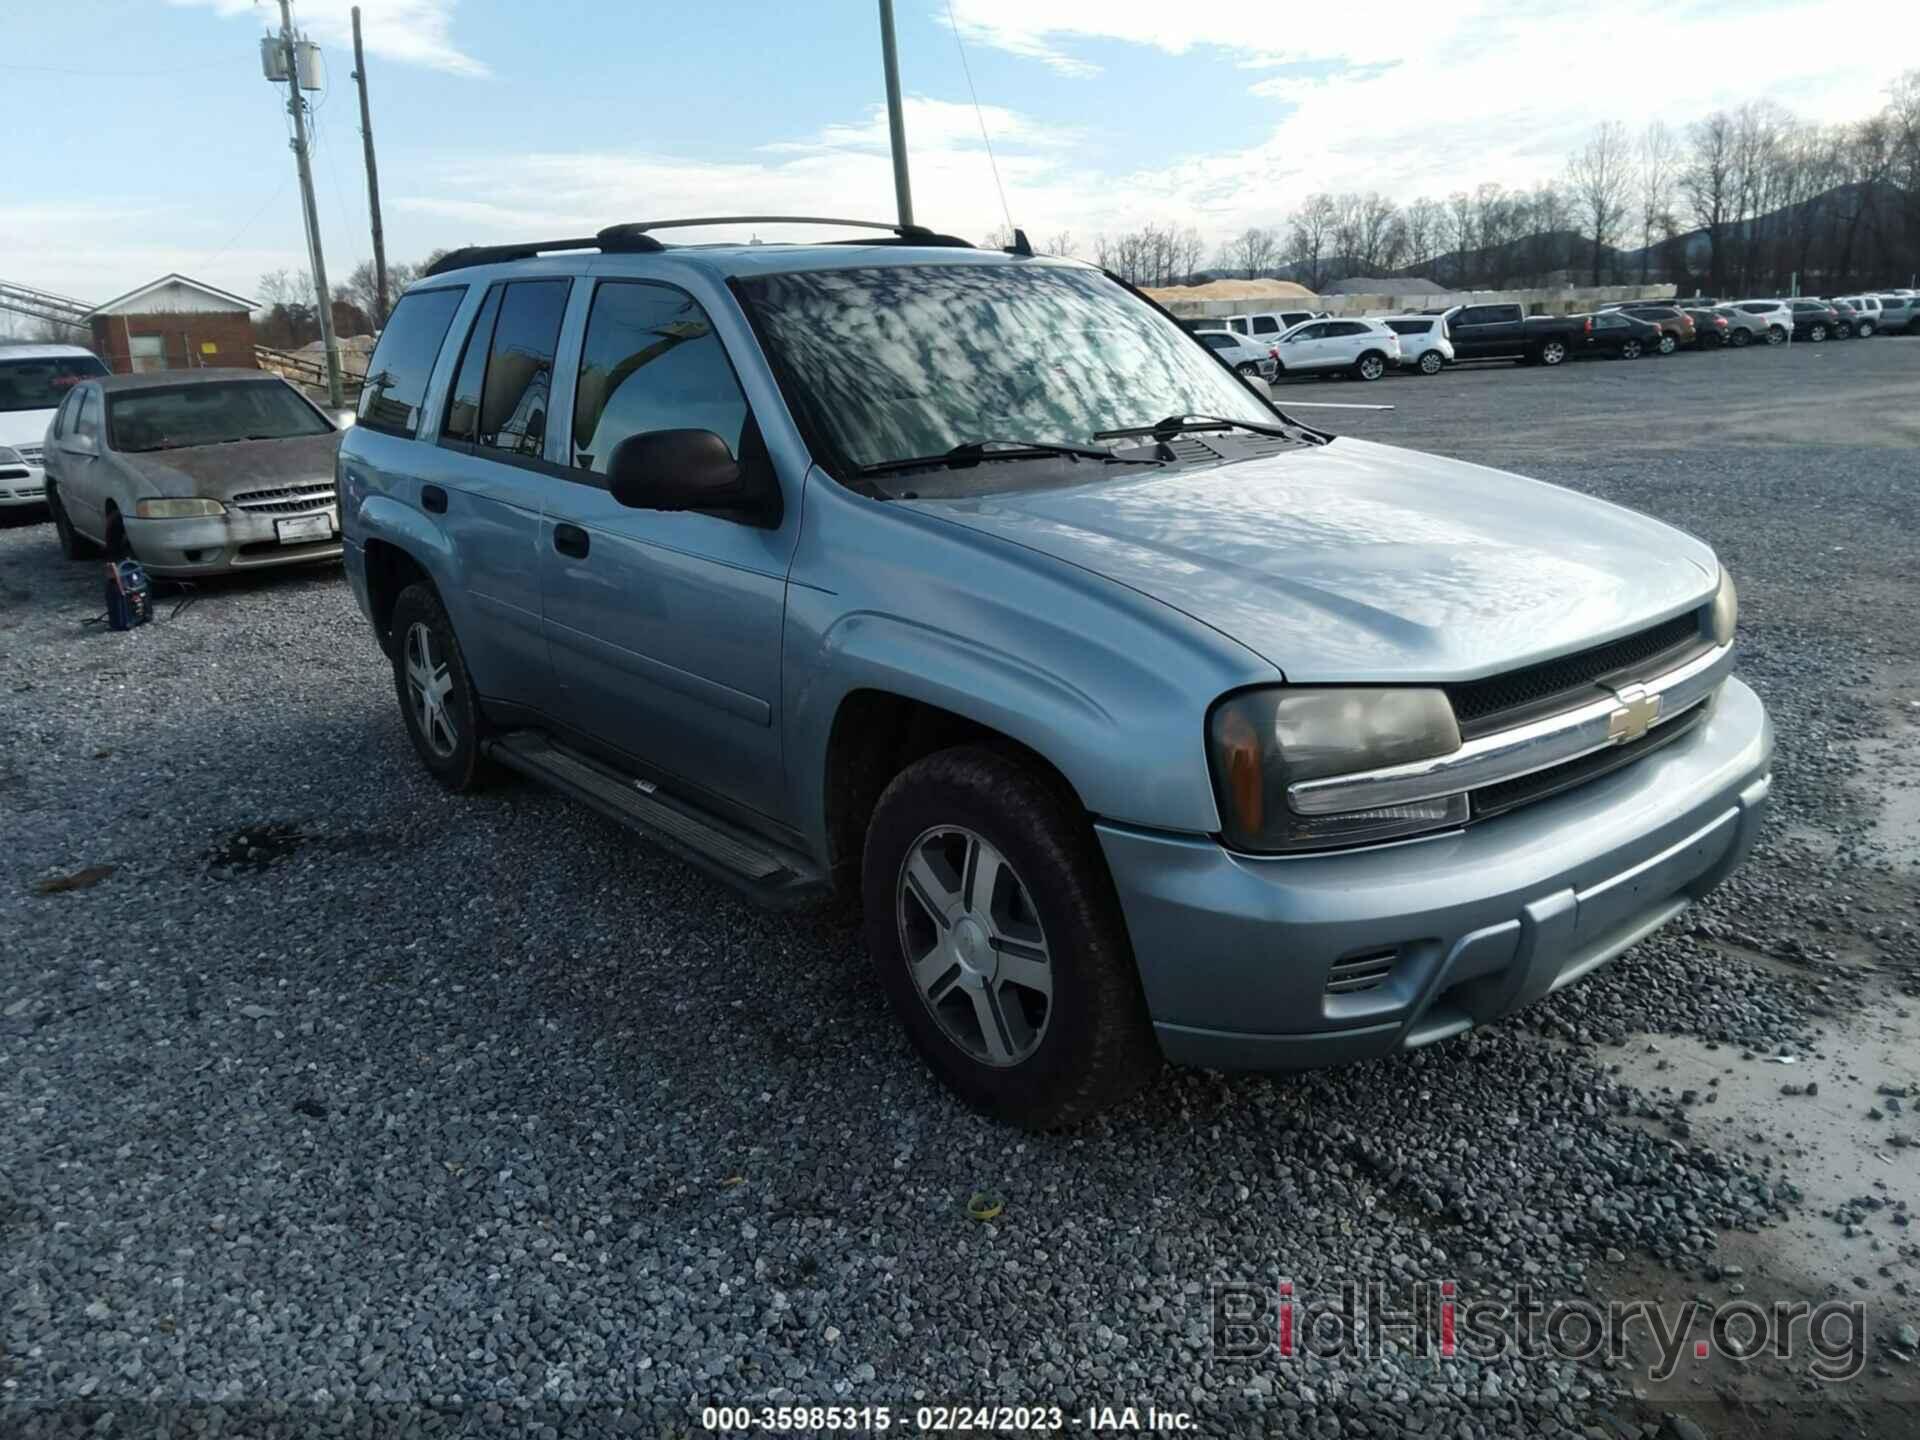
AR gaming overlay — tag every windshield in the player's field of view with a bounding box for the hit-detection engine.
[0,354,109,413]
[106,381,333,453]
[735,263,1276,481]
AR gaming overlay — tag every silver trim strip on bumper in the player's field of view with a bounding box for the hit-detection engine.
[1287,640,1735,817]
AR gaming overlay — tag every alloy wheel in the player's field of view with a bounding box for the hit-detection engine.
[1621,339,1643,359]
[1810,324,1827,342]
[1358,355,1385,381]
[1420,350,1444,374]
[896,825,1053,1068]
[404,621,459,759]
[1658,334,1677,354]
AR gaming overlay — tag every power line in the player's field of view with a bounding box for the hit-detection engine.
[944,0,1013,235]
[0,59,230,76]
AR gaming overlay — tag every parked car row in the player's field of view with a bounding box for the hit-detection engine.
[1188,286,1920,384]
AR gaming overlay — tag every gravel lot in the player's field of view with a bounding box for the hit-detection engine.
[4,336,1919,1438]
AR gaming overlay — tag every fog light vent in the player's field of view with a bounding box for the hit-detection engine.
[1325,949,1399,995]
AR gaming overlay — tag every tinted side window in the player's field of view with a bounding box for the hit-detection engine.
[359,285,465,437]
[1250,316,1279,335]
[1199,334,1233,350]
[571,281,749,477]
[1228,318,1248,334]
[442,285,504,444]
[478,280,570,459]
[1289,323,1325,341]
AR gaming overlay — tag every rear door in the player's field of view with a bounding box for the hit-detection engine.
[426,277,574,709]
[537,276,795,823]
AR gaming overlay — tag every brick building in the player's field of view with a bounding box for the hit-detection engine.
[86,274,259,375]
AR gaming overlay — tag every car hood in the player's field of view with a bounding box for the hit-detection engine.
[909,437,1718,683]
[117,431,342,499]
[0,408,57,449]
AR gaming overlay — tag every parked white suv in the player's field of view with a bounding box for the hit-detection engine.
[1269,318,1402,381]
[1381,316,1454,375]
[0,344,111,507]
[1223,308,1328,342]
[1831,296,1884,336]
[1727,300,1793,344]
[1192,329,1278,380]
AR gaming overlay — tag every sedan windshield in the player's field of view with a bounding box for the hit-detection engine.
[735,263,1277,484]
[106,381,333,453]
[0,354,109,413]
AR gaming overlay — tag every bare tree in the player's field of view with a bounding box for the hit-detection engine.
[1402,197,1443,271]
[1043,230,1078,259]
[1636,121,1677,281]
[1681,111,1738,292]
[1285,197,1337,291]
[1230,225,1280,279]
[1566,121,1634,285]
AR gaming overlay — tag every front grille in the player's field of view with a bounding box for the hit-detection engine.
[1325,949,1399,995]
[15,444,43,463]
[1447,612,1705,737]
[1469,701,1709,821]
[230,483,336,515]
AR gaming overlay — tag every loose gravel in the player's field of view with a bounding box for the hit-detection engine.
[3,338,1918,1438]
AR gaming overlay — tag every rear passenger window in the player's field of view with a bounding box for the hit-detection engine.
[441,286,504,444]
[570,281,750,477]
[477,280,570,459]
[1250,316,1279,335]
[359,285,465,438]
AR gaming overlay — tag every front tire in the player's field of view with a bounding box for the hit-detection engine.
[1418,349,1445,375]
[1354,351,1387,381]
[862,745,1159,1129]
[47,484,98,559]
[1537,339,1568,367]
[389,583,488,792]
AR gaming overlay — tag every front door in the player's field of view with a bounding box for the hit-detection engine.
[538,278,794,824]
[57,384,109,538]
[1279,321,1332,370]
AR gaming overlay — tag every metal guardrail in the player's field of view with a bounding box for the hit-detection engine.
[256,344,365,396]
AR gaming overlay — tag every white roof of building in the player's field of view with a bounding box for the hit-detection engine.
[85,273,259,318]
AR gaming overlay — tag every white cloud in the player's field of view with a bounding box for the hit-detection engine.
[167,0,487,78]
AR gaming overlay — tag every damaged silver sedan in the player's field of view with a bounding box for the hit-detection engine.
[41,368,343,577]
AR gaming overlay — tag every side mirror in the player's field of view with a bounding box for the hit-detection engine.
[607,429,753,513]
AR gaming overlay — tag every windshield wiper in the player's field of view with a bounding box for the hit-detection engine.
[1093,413,1302,442]
[859,437,1159,476]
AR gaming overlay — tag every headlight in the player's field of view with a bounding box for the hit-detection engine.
[1709,568,1737,645]
[0,446,20,465]
[1207,688,1467,853]
[135,497,227,519]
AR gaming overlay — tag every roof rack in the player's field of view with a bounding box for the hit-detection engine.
[424,216,974,277]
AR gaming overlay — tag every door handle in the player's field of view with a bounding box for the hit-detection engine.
[420,484,447,514]
[553,522,590,559]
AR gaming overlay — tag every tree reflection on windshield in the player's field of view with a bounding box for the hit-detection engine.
[736,263,1275,485]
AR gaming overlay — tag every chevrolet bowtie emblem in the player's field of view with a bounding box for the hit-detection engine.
[1606,684,1662,743]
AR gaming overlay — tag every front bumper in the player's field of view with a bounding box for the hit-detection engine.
[1100,676,1773,1071]
[0,461,46,507]
[124,505,342,576]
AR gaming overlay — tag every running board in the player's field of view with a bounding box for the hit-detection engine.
[486,731,828,908]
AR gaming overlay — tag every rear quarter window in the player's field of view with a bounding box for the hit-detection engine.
[358,285,467,438]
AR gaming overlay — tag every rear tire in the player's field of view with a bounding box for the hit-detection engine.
[1418,349,1445,375]
[1619,338,1644,360]
[1234,361,1260,376]
[389,582,489,793]
[1808,323,1827,343]
[1729,327,1752,348]
[1657,332,1678,355]
[1353,351,1387,381]
[1767,325,1787,345]
[1858,320,1876,338]
[862,745,1160,1130]
[47,484,98,560]
[1537,339,1568,367]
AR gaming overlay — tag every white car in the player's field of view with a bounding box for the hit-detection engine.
[1380,315,1455,375]
[1727,300,1794,344]
[0,344,112,508]
[1192,329,1278,380]
[1269,317,1403,381]
[1831,295,1884,336]
[1222,308,1328,342]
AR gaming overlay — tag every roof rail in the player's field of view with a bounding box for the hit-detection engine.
[424,217,977,278]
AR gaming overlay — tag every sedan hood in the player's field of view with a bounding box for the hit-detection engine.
[911,437,1717,682]
[119,431,341,501]
[0,408,56,450]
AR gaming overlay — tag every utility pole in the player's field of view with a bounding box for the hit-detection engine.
[276,0,343,408]
[877,0,913,228]
[349,6,388,327]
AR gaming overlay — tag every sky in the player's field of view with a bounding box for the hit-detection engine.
[4,0,1917,310]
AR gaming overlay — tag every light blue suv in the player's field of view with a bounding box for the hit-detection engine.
[339,217,1772,1128]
